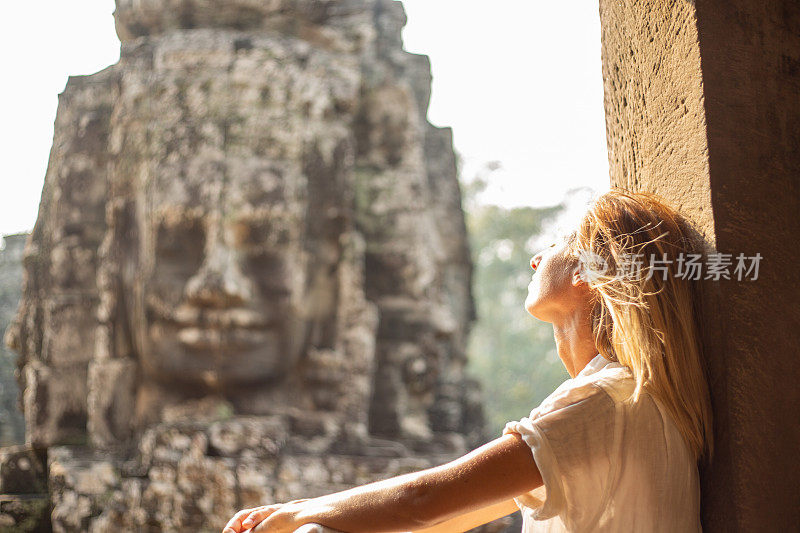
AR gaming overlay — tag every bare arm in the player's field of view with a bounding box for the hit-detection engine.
[412,498,519,533]
[231,433,541,533]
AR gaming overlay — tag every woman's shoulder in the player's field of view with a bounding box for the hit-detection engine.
[589,363,636,403]
[531,374,611,419]
[526,357,635,421]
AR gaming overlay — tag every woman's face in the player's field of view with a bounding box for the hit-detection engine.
[525,233,585,322]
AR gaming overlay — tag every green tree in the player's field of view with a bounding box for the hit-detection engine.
[0,234,26,445]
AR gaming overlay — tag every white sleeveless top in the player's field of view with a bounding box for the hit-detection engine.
[502,354,702,532]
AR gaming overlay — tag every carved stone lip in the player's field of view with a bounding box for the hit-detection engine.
[175,305,275,329]
[147,298,277,329]
[176,326,274,350]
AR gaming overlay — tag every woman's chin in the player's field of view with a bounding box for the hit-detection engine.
[525,294,550,322]
[524,296,538,317]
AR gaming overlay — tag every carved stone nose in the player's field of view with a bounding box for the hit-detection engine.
[184,245,254,308]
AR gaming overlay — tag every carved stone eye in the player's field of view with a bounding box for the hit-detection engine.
[155,217,205,274]
[232,217,293,251]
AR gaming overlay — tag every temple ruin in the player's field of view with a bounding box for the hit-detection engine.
[0,1,490,530]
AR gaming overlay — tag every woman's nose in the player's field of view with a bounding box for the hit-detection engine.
[530,252,543,271]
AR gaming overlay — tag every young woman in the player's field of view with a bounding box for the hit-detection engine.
[223,188,714,533]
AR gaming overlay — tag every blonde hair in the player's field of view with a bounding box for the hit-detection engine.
[565,187,713,463]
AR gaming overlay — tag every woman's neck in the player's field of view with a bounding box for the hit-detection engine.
[552,307,598,378]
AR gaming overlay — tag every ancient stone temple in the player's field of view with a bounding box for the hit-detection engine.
[0,1,489,530]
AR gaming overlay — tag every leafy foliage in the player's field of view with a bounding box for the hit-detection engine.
[0,237,26,445]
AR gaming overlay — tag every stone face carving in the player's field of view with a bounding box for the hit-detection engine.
[92,30,367,437]
[1,0,491,529]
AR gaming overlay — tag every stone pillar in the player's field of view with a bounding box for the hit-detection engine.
[599,1,800,530]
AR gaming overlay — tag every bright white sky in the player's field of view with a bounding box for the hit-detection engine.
[0,0,609,237]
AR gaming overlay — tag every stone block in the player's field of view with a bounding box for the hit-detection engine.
[208,416,288,458]
[0,495,50,533]
[0,446,47,495]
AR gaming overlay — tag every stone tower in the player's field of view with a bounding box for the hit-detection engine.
[0,1,488,530]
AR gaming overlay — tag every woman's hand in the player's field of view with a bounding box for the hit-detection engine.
[223,499,309,533]
[222,505,281,533]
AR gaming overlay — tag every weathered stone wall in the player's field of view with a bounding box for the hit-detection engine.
[599,1,714,243]
[599,1,800,530]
